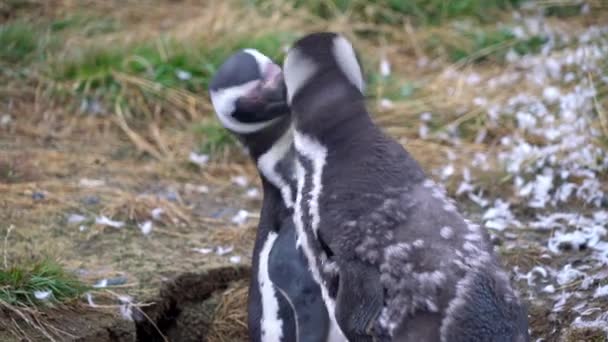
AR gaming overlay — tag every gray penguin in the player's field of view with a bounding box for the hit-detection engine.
[281,32,530,342]
[209,49,338,342]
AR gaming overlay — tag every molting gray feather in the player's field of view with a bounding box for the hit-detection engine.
[283,32,529,342]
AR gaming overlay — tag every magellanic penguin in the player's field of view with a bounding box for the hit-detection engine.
[282,32,530,342]
[209,49,336,342]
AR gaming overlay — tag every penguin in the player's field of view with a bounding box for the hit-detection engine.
[209,49,334,342]
[282,32,530,342]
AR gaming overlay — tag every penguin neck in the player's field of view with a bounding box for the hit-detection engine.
[239,116,296,207]
[239,115,291,161]
[256,126,296,208]
[291,80,377,148]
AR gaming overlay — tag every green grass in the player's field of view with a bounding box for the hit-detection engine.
[51,14,120,36]
[0,21,39,64]
[428,26,548,63]
[253,0,523,25]
[193,121,236,156]
[544,3,587,18]
[367,73,419,100]
[53,31,293,102]
[0,259,89,307]
[0,157,32,183]
[45,30,296,128]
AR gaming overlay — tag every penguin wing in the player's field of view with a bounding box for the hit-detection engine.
[334,260,384,342]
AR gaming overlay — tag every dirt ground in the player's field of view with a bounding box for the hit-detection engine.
[1,123,260,341]
[1,0,608,341]
[2,110,605,341]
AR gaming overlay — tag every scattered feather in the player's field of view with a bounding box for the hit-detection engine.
[229,255,242,264]
[593,285,608,298]
[245,188,260,199]
[184,183,209,193]
[231,209,250,225]
[379,56,391,77]
[175,69,192,81]
[542,285,556,294]
[67,214,87,225]
[95,216,125,228]
[440,164,454,180]
[192,247,213,254]
[139,220,153,235]
[79,178,105,188]
[232,175,249,187]
[542,86,561,103]
[379,98,394,110]
[93,279,108,288]
[118,295,134,321]
[0,114,12,127]
[556,264,586,285]
[189,152,209,166]
[150,207,164,220]
[483,199,520,231]
[34,290,52,301]
[216,245,234,256]
[86,293,97,307]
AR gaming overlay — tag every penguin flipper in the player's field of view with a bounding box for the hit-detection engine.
[441,269,530,342]
[334,262,384,342]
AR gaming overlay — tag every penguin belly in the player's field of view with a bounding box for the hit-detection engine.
[248,275,297,342]
[275,291,297,342]
[253,227,298,342]
[268,217,330,342]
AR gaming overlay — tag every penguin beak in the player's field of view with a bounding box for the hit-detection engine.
[235,62,289,122]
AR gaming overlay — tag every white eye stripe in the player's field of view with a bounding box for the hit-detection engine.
[244,49,273,78]
[332,35,364,93]
[283,48,318,104]
[283,34,365,104]
[209,81,279,134]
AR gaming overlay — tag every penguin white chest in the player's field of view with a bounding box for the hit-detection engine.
[292,130,347,342]
[258,231,284,342]
[258,128,295,208]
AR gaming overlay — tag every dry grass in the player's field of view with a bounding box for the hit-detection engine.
[207,280,250,342]
[101,192,191,226]
[0,301,73,342]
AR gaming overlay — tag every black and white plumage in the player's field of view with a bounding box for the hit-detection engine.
[282,32,530,342]
[209,49,334,342]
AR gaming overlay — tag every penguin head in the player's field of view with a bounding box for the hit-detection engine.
[209,49,289,134]
[283,32,365,106]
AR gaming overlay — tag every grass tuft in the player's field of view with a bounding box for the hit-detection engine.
[0,22,39,64]
[544,3,587,18]
[0,259,89,307]
[51,31,294,120]
[426,26,548,63]
[258,0,523,25]
[51,15,120,36]
[55,31,292,88]
[194,121,237,156]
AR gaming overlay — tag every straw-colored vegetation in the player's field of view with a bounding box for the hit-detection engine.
[1,0,607,341]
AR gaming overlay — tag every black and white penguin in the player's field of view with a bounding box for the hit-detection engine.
[282,32,530,342]
[209,49,338,342]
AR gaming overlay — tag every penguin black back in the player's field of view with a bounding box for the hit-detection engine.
[283,32,529,342]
